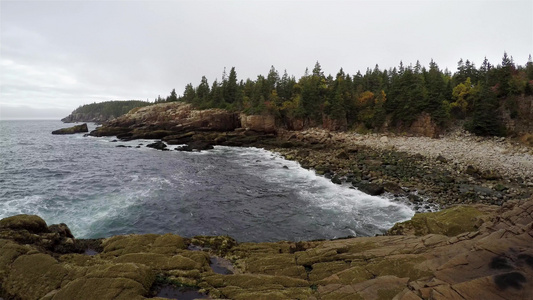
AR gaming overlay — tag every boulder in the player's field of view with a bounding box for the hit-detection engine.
[175,141,214,152]
[353,181,385,196]
[0,214,49,234]
[146,141,167,151]
[51,123,88,135]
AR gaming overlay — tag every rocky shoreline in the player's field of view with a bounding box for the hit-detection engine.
[270,128,532,208]
[1,198,531,299]
[80,101,532,209]
[8,101,530,299]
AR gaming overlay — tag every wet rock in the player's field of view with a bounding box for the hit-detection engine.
[383,181,404,195]
[146,141,168,151]
[331,176,342,185]
[162,132,195,145]
[175,141,214,152]
[52,123,89,135]
[354,181,385,196]
[408,194,423,203]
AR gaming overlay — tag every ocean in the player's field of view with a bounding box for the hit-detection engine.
[0,120,415,242]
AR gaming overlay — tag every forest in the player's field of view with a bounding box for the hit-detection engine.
[71,100,151,118]
[155,53,533,137]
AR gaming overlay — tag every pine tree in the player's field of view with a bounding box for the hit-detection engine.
[466,84,505,136]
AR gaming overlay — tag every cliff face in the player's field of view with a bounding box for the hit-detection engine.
[89,102,281,143]
[61,113,115,124]
[0,198,531,299]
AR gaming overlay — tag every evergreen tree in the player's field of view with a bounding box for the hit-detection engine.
[224,67,238,104]
[466,84,505,136]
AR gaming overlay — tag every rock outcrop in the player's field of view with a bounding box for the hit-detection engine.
[51,123,89,135]
[240,114,276,133]
[0,198,531,299]
[89,102,240,140]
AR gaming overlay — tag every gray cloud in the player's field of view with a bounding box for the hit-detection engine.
[1,0,532,119]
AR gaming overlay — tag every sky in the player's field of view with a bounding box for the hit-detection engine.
[1,0,532,119]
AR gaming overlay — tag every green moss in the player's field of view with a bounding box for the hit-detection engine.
[388,205,485,236]
[191,235,237,256]
[4,253,68,300]
[113,253,203,271]
[102,234,159,256]
[0,214,48,233]
[48,277,146,300]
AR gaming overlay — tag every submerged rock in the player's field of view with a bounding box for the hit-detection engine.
[51,123,88,135]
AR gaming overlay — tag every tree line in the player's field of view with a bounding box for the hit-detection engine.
[72,100,151,118]
[155,53,533,136]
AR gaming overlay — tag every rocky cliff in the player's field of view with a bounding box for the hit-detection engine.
[0,198,531,299]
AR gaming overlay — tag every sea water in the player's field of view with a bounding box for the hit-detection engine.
[0,120,415,242]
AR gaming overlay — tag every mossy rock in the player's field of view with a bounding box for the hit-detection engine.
[388,205,486,236]
[101,233,186,257]
[0,214,49,234]
[0,239,31,280]
[191,235,237,256]
[243,254,307,279]
[3,253,68,300]
[85,262,155,290]
[113,253,203,271]
[309,260,351,282]
[45,277,147,300]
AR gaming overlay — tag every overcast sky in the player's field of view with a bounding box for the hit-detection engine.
[1,0,532,119]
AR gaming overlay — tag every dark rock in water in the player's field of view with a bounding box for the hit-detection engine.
[175,141,214,152]
[331,176,342,185]
[162,132,195,145]
[52,123,88,135]
[209,257,233,275]
[383,181,405,195]
[146,141,168,150]
[353,181,385,196]
[282,165,289,169]
[408,194,423,203]
[116,145,130,148]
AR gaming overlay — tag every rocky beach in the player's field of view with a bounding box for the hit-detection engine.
[2,102,531,299]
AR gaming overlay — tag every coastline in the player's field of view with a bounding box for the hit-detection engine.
[1,109,532,299]
[268,128,532,208]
